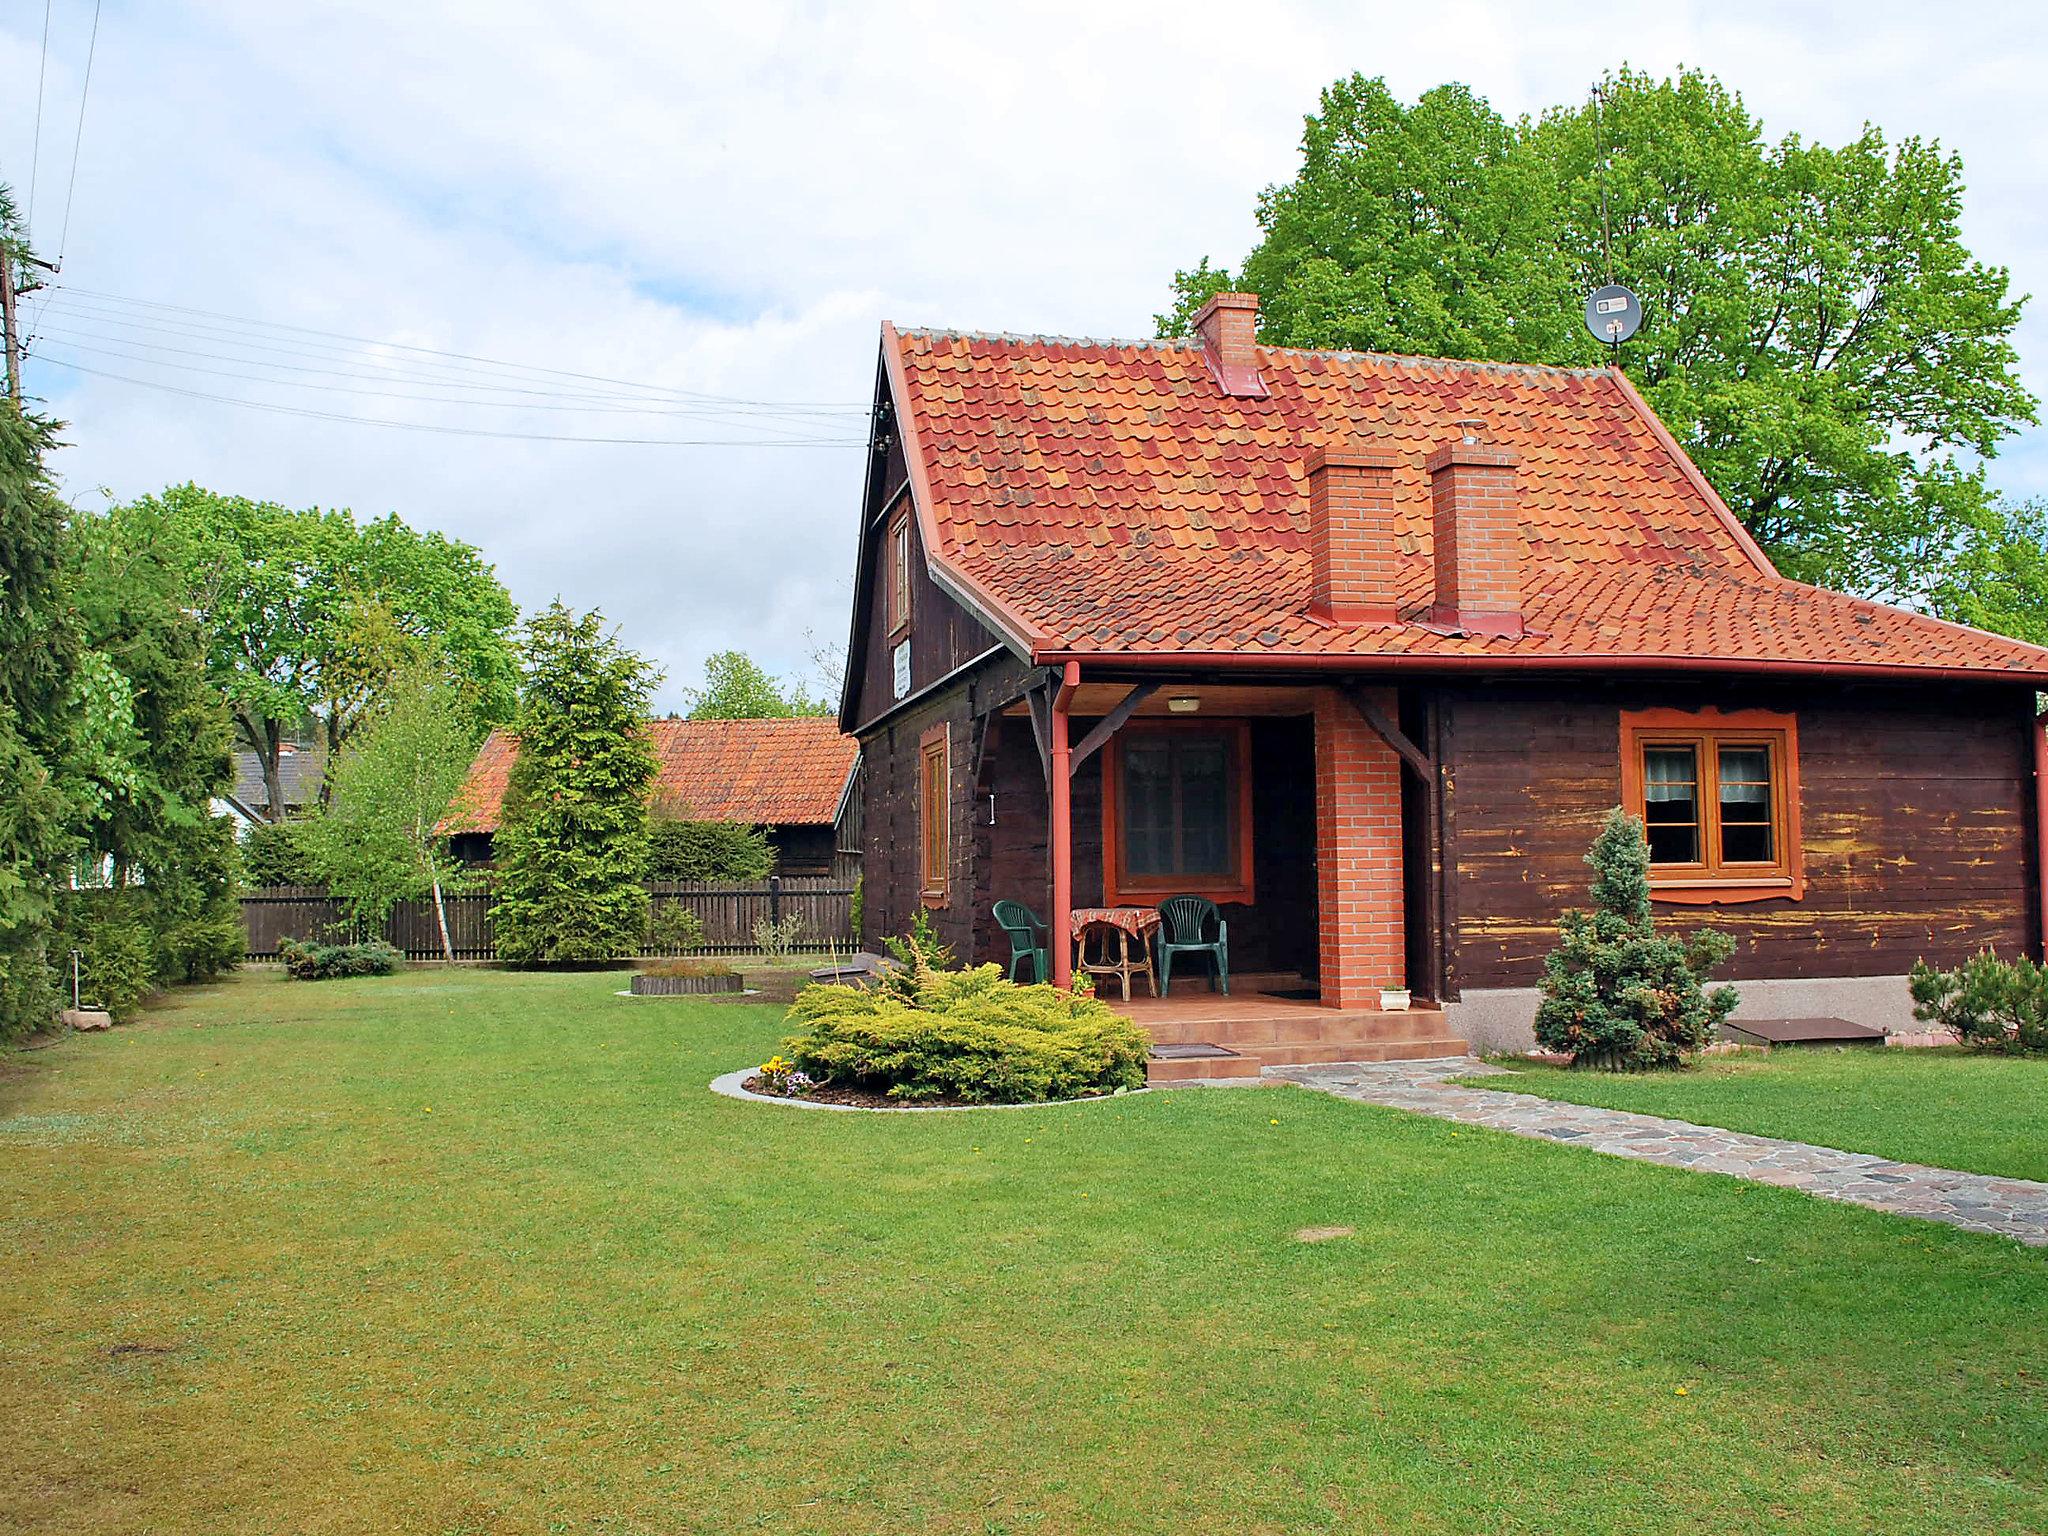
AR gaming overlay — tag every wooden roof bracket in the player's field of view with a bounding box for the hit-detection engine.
[1067,683,1159,776]
[1342,685,1432,780]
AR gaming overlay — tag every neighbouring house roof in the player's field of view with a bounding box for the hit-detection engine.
[884,326,2048,682]
[230,746,326,815]
[444,717,859,836]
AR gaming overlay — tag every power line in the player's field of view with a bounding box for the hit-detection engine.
[28,321,865,432]
[27,0,52,238]
[52,282,869,409]
[29,336,864,440]
[55,0,102,266]
[30,301,869,418]
[35,355,868,447]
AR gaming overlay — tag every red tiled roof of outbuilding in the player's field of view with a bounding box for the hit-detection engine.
[444,717,857,835]
[883,325,2048,682]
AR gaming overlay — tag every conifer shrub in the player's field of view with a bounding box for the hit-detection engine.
[277,936,402,981]
[1533,808,1739,1070]
[1909,951,2048,1054]
[780,916,1147,1103]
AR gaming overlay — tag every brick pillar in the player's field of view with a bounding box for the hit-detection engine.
[1308,447,1401,624]
[1425,439,1523,638]
[1313,688,1405,1010]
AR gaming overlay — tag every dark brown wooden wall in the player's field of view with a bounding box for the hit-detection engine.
[1442,680,2040,991]
[847,432,1002,735]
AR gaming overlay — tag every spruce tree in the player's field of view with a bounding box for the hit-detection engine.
[1533,808,1739,1070]
[491,604,658,964]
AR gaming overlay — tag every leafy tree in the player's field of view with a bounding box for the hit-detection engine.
[1161,70,2034,602]
[301,661,482,961]
[645,819,773,882]
[1926,498,2048,646]
[0,401,79,1037]
[1533,809,1738,1070]
[492,603,660,964]
[105,485,519,820]
[684,649,830,719]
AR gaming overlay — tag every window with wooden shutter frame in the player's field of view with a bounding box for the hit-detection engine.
[1101,721,1254,905]
[1619,708,1803,904]
[918,723,949,904]
[886,508,912,636]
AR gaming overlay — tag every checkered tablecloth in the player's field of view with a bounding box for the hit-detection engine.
[1068,906,1162,944]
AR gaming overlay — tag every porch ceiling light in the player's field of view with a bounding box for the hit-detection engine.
[1166,694,1201,714]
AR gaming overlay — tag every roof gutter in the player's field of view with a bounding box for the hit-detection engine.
[1028,647,2048,688]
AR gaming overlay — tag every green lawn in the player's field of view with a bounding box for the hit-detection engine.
[1475,1047,2048,1184]
[4,969,2046,1535]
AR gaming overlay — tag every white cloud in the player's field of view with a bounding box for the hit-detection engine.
[4,0,2046,711]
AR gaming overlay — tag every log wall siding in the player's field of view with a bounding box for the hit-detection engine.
[1442,681,2040,992]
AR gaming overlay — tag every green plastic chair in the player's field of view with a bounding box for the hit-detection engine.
[992,900,1050,984]
[1156,895,1229,996]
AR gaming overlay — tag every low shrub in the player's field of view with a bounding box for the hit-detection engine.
[644,902,707,954]
[752,912,808,959]
[780,922,1147,1103]
[277,937,402,981]
[1910,950,2048,1053]
[640,957,735,979]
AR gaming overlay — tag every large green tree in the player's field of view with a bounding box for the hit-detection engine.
[1161,70,2035,604]
[302,661,482,961]
[0,404,79,1037]
[105,485,519,820]
[492,603,660,965]
[683,649,830,720]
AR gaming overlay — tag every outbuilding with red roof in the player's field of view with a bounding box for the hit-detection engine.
[447,716,859,878]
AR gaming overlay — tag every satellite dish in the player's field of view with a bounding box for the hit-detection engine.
[1584,284,1642,346]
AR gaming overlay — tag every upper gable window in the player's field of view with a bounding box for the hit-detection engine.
[886,508,912,636]
[1620,708,1804,904]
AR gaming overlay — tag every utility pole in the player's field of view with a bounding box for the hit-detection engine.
[0,241,54,409]
[0,245,20,408]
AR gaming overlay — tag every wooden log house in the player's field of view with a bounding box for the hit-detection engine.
[838,292,2048,1065]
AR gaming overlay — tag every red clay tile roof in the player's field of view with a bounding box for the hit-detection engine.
[445,717,857,835]
[886,326,2048,682]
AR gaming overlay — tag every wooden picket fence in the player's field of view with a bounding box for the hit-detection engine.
[239,877,855,961]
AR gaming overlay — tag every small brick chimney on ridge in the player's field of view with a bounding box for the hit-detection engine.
[1425,421,1524,637]
[1193,291,1268,399]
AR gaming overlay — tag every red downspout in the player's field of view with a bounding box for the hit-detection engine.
[2034,714,2048,961]
[1050,661,1080,987]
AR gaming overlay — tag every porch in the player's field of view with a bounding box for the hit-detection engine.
[965,669,1470,1078]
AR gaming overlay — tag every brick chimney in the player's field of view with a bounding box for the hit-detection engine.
[1425,422,1524,637]
[1192,291,1268,398]
[1307,446,1401,624]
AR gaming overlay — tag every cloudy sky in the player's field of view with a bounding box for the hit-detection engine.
[3,0,2046,712]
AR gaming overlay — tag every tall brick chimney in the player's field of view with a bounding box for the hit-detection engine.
[1307,446,1401,624]
[1425,422,1524,637]
[1192,291,1268,398]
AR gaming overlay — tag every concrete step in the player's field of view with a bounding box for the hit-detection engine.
[1230,1036,1472,1067]
[1145,1052,1264,1085]
[1139,1008,1451,1048]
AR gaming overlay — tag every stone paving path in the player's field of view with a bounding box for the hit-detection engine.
[1267,1058,2048,1247]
